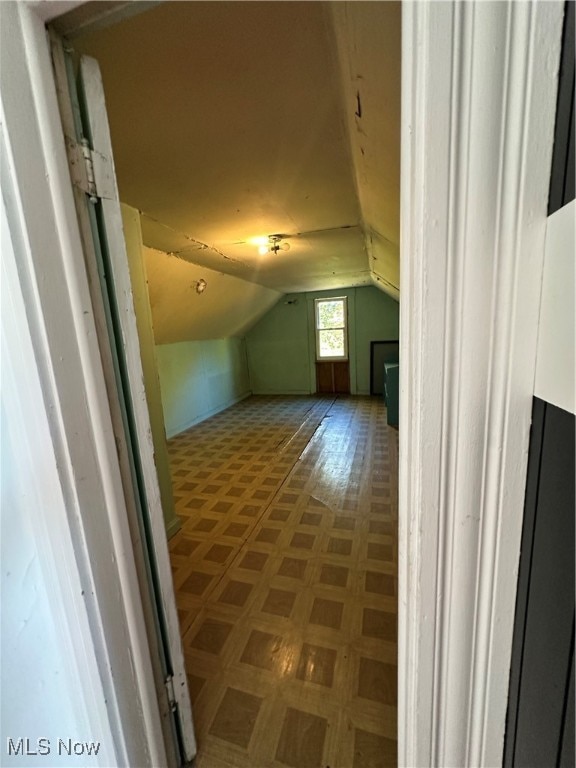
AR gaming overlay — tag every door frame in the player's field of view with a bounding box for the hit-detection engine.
[3,0,565,765]
[1,3,172,765]
[399,2,564,766]
[47,34,195,765]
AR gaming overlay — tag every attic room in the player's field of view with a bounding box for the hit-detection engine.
[58,1,401,764]
[70,5,401,419]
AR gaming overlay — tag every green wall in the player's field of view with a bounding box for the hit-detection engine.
[244,296,311,394]
[353,286,399,394]
[156,338,251,437]
[246,286,399,395]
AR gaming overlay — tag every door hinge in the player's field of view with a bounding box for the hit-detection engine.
[79,138,98,202]
[164,675,177,713]
[65,135,115,202]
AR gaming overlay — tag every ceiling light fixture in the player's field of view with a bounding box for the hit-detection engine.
[266,234,290,255]
[194,279,207,294]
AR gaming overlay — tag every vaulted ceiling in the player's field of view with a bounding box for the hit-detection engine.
[73,1,401,299]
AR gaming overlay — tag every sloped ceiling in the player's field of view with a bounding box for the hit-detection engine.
[73,1,400,303]
[330,2,401,295]
[144,247,281,344]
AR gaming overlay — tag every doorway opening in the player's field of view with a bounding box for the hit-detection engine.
[51,2,401,765]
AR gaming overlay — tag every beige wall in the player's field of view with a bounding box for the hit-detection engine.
[144,247,281,344]
[121,205,181,538]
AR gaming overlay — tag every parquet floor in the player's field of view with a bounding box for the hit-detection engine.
[167,395,398,768]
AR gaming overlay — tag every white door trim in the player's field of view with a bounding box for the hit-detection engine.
[399,2,564,766]
[74,50,196,760]
[1,4,168,765]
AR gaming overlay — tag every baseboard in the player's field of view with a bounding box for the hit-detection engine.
[167,390,252,438]
[165,515,182,540]
[250,389,312,396]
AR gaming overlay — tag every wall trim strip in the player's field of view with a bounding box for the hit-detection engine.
[399,2,564,766]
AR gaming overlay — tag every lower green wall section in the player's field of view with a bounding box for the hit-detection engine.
[156,338,251,437]
[155,287,397,436]
[246,286,399,395]
[244,295,311,394]
[353,286,399,394]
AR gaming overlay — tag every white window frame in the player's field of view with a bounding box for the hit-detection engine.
[315,296,348,361]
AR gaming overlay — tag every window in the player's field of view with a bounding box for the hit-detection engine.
[315,297,348,360]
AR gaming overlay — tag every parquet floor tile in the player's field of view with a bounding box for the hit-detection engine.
[167,395,398,767]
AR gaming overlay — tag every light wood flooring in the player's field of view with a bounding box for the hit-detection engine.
[167,395,398,768]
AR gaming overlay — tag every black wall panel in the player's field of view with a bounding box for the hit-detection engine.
[559,629,575,767]
[549,0,575,214]
[504,399,575,767]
